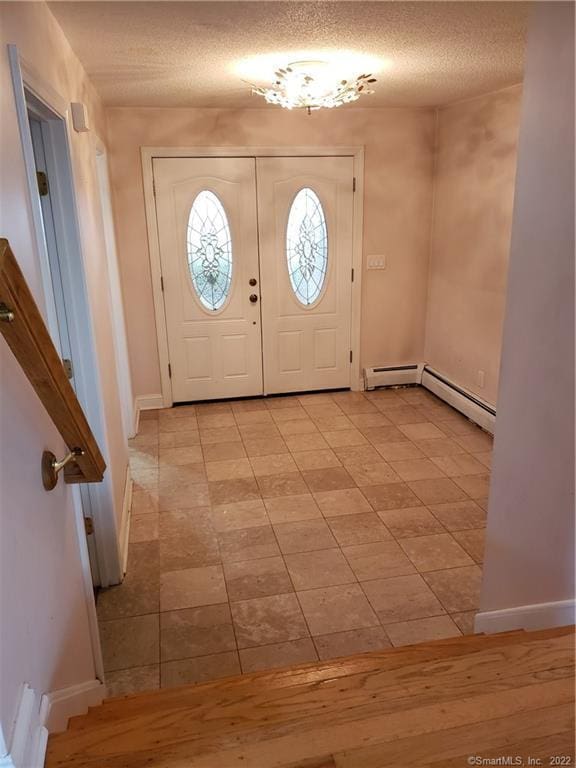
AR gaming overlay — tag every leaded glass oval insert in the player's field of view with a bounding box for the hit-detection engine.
[187,191,233,311]
[286,188,328,306]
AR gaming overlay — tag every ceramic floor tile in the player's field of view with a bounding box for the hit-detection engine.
[412,438,467,458]
[297,583,379,636]
[384,406,427,425]
[314,627,391,660]
[454,431,493,452]
[266,396,303,410]
[100,614,159,672]
[362,426,409,445]
[348,413,392,429]
[239,638,318,673]
[211,499,269,532]
[273,519,337,554]
[473,451,492,468]
[160,566,227,611]
[283,432,329,452]
[129,514,159,543]
[375,442,425,461]
[451,611,478,635]
[430,454,487,477]
[161,651,240,687]
[233,410,274,425]
[428,500,487,531]
[159,481,210,511]
[105,665,159,698]
[407,478,469,505]
[361,482,421,511]
[327,512,392,547]
[202,443,246,464]
[361,574,445,623]
[322,429,368,448]
[399,533,474,572]
[250,453,298,477]
[302,467,356,492]
[160,604,236,661]
[292,449,342,471]
[131,488,159,515]
[218,525,280,563]
[159,535,221,572]
[264,493,322,524]
[197,413,237,429]
[276,419,319,436]
[159,415,198,434]
[398,422,447,441]
[129,445,159,472]
[158,446,203,467]
[257,471,309,498]
[159,464,207,487]
[158,509,213,539]
[231,399,268,413]
[377,507,445,538]
[205,458,254,482]
[284,548,356,590]
[242,437,288,457]
[389,458,446,482]
[423,565,483,612]
[452,529,485,563]
[333,445,383,466]
[240,423,282,440]
[96,573,159,621]
[312,415,355,432]
[159,430,201,449]
[231,593,309,648]
[346,462,401,486]
[452,474,491,499]
[314,487,373,517]
[385,615,461,647]
[223,557,292,602]
[208,477,261,505]
[271,406,308,422]
[200,425,243,445]
[342,541,416,581]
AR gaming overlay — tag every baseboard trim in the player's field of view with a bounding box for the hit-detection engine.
[133,394,164,435]
[421,366,496,434]
[1,684,48,768]
[39,679,105,734]
[475,598,576,634]
[118,464,133,576]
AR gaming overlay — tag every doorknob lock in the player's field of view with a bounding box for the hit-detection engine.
[249,294,258,303]
[249,278,257,286]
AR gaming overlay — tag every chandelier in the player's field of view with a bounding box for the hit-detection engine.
[249,60,377,114]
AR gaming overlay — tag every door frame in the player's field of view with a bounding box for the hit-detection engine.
[141,146,365,407]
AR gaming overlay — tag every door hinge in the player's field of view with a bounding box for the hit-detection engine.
[37,171,49,197]
[160,276,164,291]
[84,517,94,536]
[352,177,356,193]
[62,358,74,379]
[349,350,353,363]
[351,268,355,283]
[168,363,172,378]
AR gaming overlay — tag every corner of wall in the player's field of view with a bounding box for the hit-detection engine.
[422,106,440,362]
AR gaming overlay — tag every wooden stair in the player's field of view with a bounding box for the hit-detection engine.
[46,626,575,768]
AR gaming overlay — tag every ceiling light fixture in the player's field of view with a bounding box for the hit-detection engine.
[247,60,377,114]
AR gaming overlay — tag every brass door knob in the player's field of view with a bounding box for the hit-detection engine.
[249,294,258,303]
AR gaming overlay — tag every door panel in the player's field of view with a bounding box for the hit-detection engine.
[257,156,354,394]
[154,157,263,401]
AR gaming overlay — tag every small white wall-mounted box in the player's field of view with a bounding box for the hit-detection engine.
[70,102,90,133]
[367,255,387,270]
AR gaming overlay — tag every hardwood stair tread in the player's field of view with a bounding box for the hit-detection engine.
[46,626,575,768]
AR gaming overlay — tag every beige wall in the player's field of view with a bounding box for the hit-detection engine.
[479,1,574,623]
[106,107,436,398]
[425,86,522,405]
[0,0,128,746]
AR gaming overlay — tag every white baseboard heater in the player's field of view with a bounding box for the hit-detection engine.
[421,366,496,435]
[364,363,423,390]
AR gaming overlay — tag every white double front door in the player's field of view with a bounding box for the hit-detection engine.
[153,155,354,402]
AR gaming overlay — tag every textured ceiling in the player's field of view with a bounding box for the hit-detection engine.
[48,1,529,108]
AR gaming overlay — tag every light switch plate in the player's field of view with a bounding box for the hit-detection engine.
[367,255,387,270]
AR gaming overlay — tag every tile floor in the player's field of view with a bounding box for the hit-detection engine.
[97,386,491,697]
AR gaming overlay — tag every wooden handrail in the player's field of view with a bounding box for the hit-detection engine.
[0,238,106,485]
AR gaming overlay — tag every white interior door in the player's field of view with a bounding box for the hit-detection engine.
[154,157,263,401]
[257,156,355,394]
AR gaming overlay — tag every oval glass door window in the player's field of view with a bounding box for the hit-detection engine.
[286,188,328,306]
[187,190,233,311]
